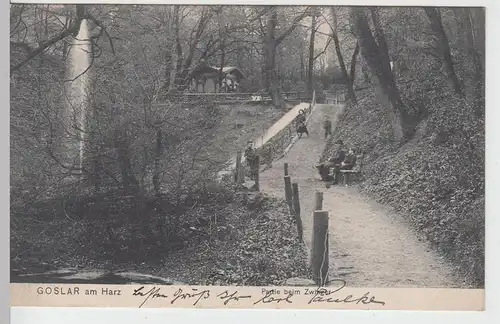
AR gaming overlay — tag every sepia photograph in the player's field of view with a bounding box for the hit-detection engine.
[9,1,485,309]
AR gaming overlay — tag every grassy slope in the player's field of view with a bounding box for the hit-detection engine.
[322,90,484,288]
[212,102,288,152]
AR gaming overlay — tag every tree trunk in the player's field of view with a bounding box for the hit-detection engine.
[263,7,281,107]
[424,7,463,96]
[113,129,139,192]
[175,10,212,90]
[307,15,316,99]
[263,10,277,92]
[169,6,181,92]
[218,37,226,91]
[458,8,485,117]
[300,45,305,81]
[471,8,485,117]
[350,7,413,141]
[163,51,172,92]
[369,8,391,65]
[348,41,360,102]
[262,6,308,107]
[44,5,49,39]
[62,18,70,60]
[88,91,103,192]
[152,127,162,195]
[217,12,227,92]
[471,8,485,72]
[331,7,358,104]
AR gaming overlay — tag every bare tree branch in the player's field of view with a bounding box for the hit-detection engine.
[10,4,27,37]
[276,7,311,45]
[313,34,333,61]
[11,22,79,73]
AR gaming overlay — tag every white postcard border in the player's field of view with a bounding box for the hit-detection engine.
[6,0,500,323]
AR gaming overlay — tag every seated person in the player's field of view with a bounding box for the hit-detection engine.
[340,149,357,170]
[328,148,357,185]
[322,149,357,187]
[316,140,346,182]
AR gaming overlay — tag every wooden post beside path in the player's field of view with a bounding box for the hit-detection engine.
[315,191,323,210]
[239,163,245,184]
[284,163,293,214]
[311,209,329,286]
[284,176,293,214]
[235,150,243,183]
[254,155,260,191]
[292,183,303,242]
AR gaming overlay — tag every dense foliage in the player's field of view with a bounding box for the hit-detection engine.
[10,5,484,287]
[10,4,327,199]
[12,184,310,285]
[11,4,311,280]
[321,7,485,287]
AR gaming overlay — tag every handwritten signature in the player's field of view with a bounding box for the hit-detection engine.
[132,286,169,308]
[132,286,210,308]
[308,279,386,306]
[253,290,294,305]
[217,290,252,305]
[171,288,211,305]
[131,279,385,308]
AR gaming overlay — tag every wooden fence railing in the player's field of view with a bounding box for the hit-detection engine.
[325,91,346,104]
[283,163,330,286]
[163,91,311,104]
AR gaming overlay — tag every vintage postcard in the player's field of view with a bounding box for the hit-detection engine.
[10,1,485,311]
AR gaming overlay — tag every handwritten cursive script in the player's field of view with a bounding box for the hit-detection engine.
[132,286,169,308]
[307,279,386,306]
[216,290,252,305]
[253,290,294,305]
[131,279,386,308]
[170,288,211,306]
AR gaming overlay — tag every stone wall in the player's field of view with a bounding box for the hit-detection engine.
[256,103,314,168]
[217,95,316,182]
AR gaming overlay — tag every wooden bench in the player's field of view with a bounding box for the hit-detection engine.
[340,154,364,185]
[328,154,364,185]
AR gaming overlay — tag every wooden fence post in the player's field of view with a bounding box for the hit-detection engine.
[311,210,329,286]
[254,155,260,191]
[238,163,245,184]
[235,150,242,183]
[315,192,323,210]
[292,183,303,242]
[284,175,293,214]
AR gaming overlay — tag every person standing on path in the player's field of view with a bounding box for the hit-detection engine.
[244,141,259,180]
[323,118,332,140]
[296,110,306,124]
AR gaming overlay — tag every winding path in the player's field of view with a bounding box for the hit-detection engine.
[259,103,461,288]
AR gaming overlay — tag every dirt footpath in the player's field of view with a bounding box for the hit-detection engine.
[259,103,462,288]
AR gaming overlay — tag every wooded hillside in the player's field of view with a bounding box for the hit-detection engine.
[10,5,485,287]
[322,6,485,287]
